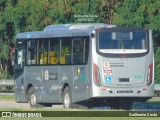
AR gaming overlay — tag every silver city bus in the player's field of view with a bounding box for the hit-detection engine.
[13,23,154,109]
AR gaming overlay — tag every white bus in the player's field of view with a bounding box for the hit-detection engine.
[13,23,154,109]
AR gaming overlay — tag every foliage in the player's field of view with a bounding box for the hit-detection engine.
[113,0,160,83]
[0,0,159,83]
[113,0,160,41]
[155,48,160,83]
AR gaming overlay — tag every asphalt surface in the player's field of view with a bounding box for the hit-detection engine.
[0,100,63,109]
[0,98,160,110]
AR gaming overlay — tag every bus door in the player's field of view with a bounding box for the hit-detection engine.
[73,66,88,102]
[72,39,88,102]
[43,66,60,103]
[42,39,60,103]
[14,45,26,102]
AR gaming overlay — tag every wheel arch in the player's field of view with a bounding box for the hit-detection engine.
[26,83,34,101]
[62,83,70,94]
[61,83,72,101]
[62,83,73,108]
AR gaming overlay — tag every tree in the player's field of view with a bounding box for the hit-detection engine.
[1,0,159,80]
[113,0,160,83]
[0,0,16,79]
[97,0,122,24]
[155,48,160,83]
[113,0,160,41]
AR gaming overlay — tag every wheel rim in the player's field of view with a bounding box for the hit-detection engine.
[64,92,70,108]
[30,94,36,106]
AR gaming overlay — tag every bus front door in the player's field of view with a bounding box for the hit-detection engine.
[14,46,26,102]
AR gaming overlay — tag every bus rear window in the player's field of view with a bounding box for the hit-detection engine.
[99,31,148,53]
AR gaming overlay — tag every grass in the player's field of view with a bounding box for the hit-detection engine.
[148,97,160,102]
[0,94,14,101]
[0,108,68,111]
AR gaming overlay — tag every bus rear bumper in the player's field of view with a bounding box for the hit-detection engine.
[91,85,154,98]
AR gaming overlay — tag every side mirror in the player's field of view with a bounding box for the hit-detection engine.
[11,53,16,66]
[10,47,16,66]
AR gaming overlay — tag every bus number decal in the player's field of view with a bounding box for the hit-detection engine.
[45,70,49,80]
[134,75,143,79]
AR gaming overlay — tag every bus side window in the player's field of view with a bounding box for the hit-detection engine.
[49,39,59,65]
[27,41,36,65]
[84,37,89,64]
[60,38,71,64]
[72,38,84,64]
[38,40,43,65]
[43,41,48,64]
[17,48,24,67]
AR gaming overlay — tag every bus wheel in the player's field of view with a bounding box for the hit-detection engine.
[28,87,38,108]
[63,87,72,108]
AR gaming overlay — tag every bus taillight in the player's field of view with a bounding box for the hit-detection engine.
[147,63,153,86]
[93,63,101,86]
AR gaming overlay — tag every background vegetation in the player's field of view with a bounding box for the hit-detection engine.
[0,0,159,83]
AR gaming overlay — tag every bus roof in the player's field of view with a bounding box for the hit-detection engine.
[44,23,116,31]
[16,23,116,39]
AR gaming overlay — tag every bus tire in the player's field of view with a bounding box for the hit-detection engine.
[28,87,38,108]
[63,87,72,108]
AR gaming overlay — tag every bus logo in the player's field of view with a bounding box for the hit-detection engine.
[2,112,11,117]
[104,62,110,67]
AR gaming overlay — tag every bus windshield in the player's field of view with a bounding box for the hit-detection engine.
[98,30,148,54]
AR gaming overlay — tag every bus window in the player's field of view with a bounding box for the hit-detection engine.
[38,40,43,64]
[17,48,24,67]
[84,37,89,64]
[43,40,49,64]
[72,38,84,64]
[27,41,36,65]
[60,38,71,64]
[37,39,49,65]
[99,31,147,50]
[49,39,59,64]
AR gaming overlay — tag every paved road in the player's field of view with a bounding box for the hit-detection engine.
[0,101,30,109]
[0,101,63,109]
[0,98,160,110]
